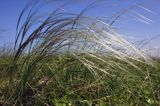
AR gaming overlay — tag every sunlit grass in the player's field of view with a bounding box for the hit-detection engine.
[0,1,160,106]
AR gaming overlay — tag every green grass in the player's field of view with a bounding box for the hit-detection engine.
[0,55,160,105]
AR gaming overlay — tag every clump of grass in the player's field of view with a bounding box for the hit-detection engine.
[0,1,160,106]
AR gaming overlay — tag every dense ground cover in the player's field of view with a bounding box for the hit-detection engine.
[0,55,160,105]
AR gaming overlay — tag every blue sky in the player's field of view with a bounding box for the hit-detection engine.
[0,0,160,51]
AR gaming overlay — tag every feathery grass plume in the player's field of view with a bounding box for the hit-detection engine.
[4,1,158,105]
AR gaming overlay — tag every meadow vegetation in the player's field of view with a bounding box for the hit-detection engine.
[0,1,160,106]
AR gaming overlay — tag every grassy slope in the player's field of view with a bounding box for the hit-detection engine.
[0,55,160,106]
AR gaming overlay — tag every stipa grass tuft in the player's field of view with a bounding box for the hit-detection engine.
[0,1,159,106]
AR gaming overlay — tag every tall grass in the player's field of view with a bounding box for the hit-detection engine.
[0,1,160,106]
